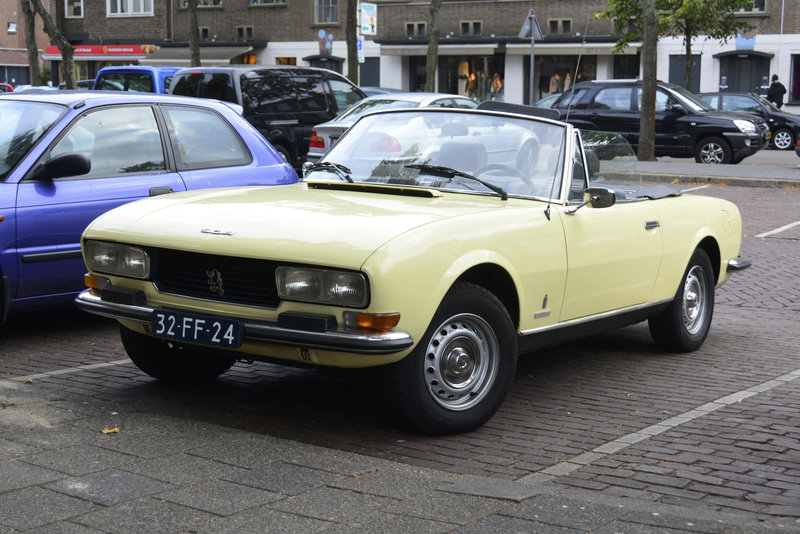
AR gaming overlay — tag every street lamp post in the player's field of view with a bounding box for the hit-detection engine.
[519,8,543,105]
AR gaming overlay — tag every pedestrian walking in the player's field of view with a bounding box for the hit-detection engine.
[767,74,787,108]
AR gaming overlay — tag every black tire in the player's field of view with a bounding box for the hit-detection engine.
[120,325,236,381]
[694,137,732,164]
[385,282,517,435]
[648,249,715,352]
[772,128,794,150]
[273,144,294,167]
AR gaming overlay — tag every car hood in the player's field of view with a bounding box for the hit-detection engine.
[702,109,766,125]
[85,182,506,269]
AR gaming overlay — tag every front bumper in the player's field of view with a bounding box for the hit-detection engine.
[723,131,766,159]
[75,289,414,355]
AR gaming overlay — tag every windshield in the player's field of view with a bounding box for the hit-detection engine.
[336,98,419,122]
[0,100,66,180]
[668,84,715,112]
[753,93,780,111]
[306,109,566,200]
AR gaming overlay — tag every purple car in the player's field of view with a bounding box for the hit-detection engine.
[0,91,297,322]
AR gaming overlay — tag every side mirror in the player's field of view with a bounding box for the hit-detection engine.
[668,104,686,114]
[28,153,91,181]
[587,187,616,208]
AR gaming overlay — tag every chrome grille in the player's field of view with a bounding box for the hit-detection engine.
[152,248,280,308]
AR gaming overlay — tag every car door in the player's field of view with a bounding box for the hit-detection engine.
[587,86,639,146]
[558,131,662,321]
[639,88,693,156]
[14,104,186,299]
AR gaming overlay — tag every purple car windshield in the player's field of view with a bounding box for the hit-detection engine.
[0,100,66,180]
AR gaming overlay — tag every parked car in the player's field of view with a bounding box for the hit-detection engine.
[307,92,478,162]
[0,91,297,322]
[75,104,749,434]
[59,79,95,90]
[697,92,800,150]
[170,66,367,168]
[551,80,769,164]
[93,66,180,93]
[360,86,404,97]
[0,83,12,93]
[533,93,561,108]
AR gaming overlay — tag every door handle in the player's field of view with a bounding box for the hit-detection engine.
[645,220,660,230]
[149,186,173,196]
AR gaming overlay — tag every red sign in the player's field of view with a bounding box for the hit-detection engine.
[45,44,153,56]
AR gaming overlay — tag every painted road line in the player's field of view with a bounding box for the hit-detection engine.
[6,359,132,383]
[755,220,800,238]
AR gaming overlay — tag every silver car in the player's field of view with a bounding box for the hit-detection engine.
[306,92,478,163]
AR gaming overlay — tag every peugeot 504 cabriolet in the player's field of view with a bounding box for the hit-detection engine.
[75,104,749,434]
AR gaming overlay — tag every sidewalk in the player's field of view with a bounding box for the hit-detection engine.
[1,377,796,533]
[639,159,800,189]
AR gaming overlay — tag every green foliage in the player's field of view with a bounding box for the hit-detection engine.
[39,67,51,86]
[596,0,754,53]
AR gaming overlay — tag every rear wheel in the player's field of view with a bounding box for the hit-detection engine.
[648,249,715,352]
[120,325,236,381]
[386,282,517,435]
[694,137,731,164]
[772,128,794,150]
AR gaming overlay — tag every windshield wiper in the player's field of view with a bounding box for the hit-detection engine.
[304,161,353,183]
[405,164,507,200]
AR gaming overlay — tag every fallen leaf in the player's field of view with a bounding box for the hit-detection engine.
[101,426,120,434]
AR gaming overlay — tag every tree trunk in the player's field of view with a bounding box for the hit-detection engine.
[425,0,441,92]
[346,0,358,84]
[684,22,693,91]
[189,0,200,67]
[20,0,40,85]
[29,0,74,88]
[638,0,657,161]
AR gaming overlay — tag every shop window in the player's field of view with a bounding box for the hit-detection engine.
[108,0,154,16]
[406,21,426,37]
[460,21,482,36]
[276,57,297,65]
[315,0,338,24]
[66,0,83,18]
[236,26,254,40]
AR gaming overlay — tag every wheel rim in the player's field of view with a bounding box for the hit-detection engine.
[424,313,499,411]
[682,265,708,335]
[699,142,724,164]
[773,130,793,150]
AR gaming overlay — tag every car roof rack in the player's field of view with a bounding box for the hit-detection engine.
[477,101,560,121]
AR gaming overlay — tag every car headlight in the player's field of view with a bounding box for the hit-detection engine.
[276,266,368,308]
[84,240,150,279]
[733,119,757,134]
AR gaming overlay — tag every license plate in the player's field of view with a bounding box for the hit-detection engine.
[152,310,241,348]
[765,131,771,139]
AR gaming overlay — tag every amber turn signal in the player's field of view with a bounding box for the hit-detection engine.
[344,312,400,331]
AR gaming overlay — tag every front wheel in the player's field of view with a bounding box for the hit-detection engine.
[120,325,236,381]
[385,282,517,435]
[648,249,715,352]
[694,137,732,164]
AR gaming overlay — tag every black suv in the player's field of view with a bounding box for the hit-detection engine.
[552,80,769,164]
[697,92,800,150]
[170,66,366,167]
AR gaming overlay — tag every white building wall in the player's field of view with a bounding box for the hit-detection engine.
[380,54,405,90]
[257,39,382,82]
[504,54,524,104]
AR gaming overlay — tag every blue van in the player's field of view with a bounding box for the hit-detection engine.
[93,66,180,93]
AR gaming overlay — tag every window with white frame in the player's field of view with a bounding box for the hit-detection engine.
[108,0,153,16]
[66,0,84,18]
[251,0,285,4]
[315,0,338,24]
[736,0,766,12]
[7,22,16,34]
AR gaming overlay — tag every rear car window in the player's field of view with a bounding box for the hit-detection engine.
[171,72,237,104]
[95,72,154,93]
[241,71,298,115]
[162,105,251,170]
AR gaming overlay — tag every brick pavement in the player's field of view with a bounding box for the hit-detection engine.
[0,182,798,529]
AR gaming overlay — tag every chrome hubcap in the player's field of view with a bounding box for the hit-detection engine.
[682,265,707,335]
[424,313,499,411]
[700,143,724,164]
[774,130,793,150]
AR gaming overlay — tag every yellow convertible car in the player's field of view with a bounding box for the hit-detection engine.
[76,104,749,434]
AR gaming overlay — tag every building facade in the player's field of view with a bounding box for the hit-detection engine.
[1,0,52,86]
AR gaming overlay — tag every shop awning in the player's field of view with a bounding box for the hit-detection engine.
[507,42,641,56]
[380,44,498,56]
[43,44,150,62]
[138,46,254,66]
[712,49,774,59]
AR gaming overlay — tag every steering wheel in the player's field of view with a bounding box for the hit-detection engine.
[474,163,535,188]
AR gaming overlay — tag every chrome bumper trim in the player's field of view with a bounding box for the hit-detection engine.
[727,257,752,271]
[75,289,414,355]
